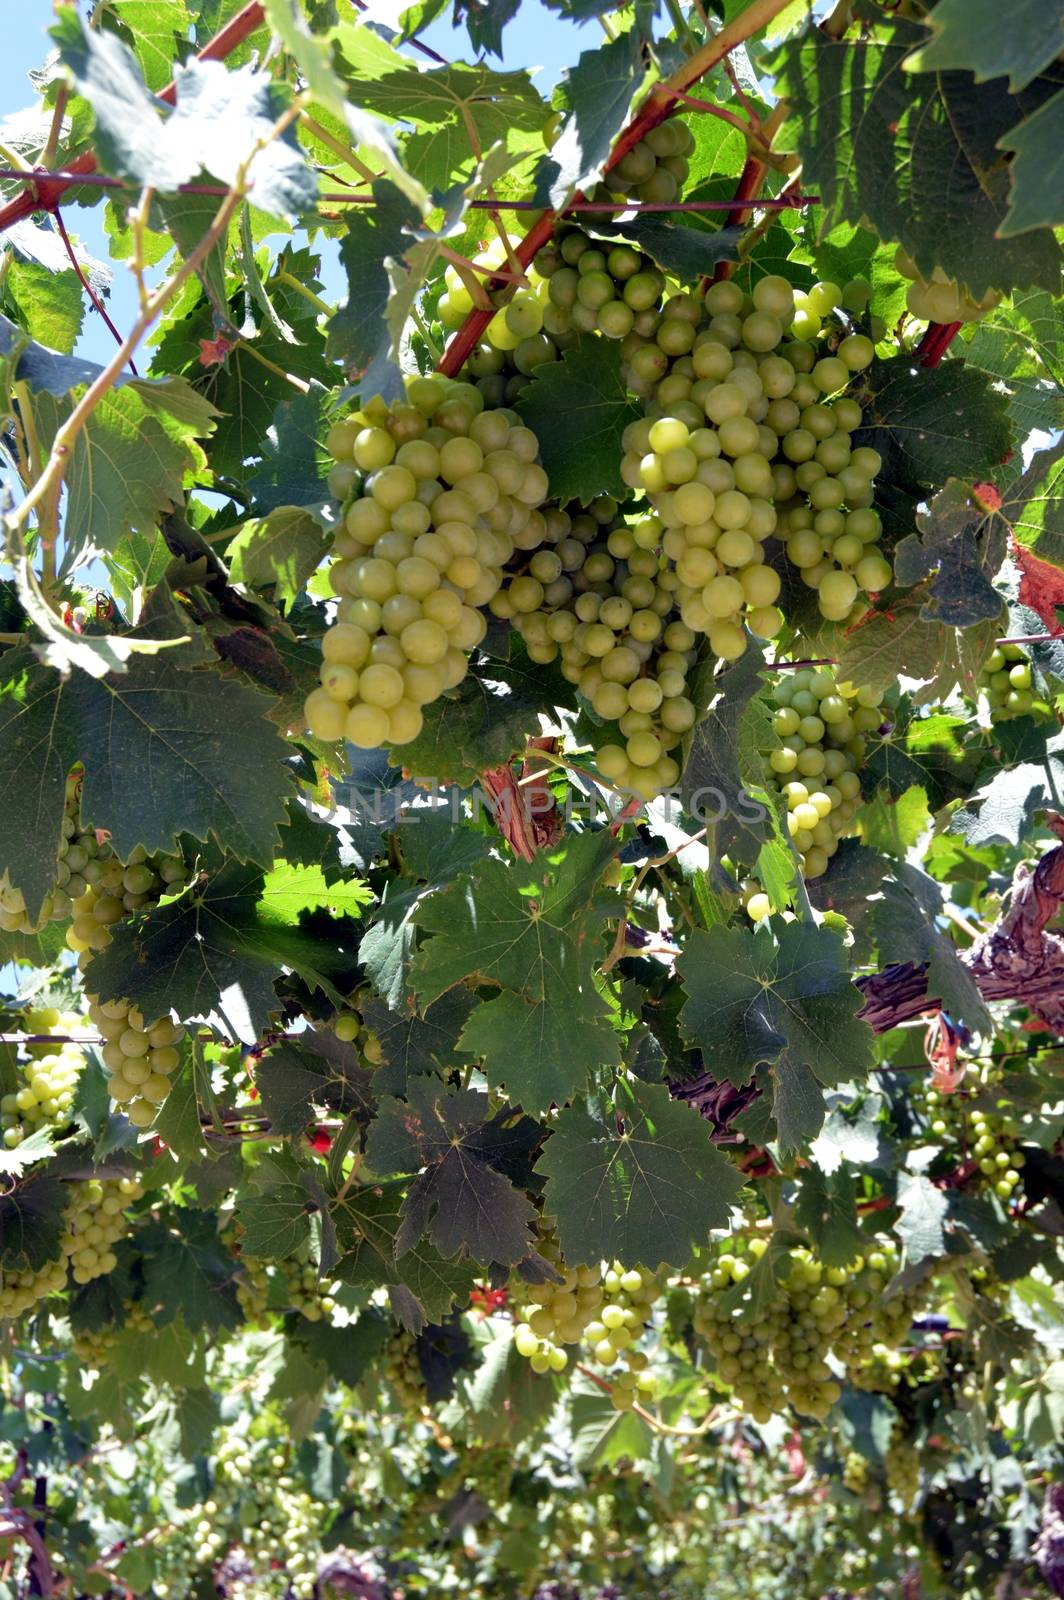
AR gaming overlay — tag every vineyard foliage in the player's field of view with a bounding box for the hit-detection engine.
[0,0,1062,1596]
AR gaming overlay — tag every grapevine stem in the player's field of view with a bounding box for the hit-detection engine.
[276,269,334,317]
[707,100,790,286]
[300,113,378,185]
[575,1362,718,1437]
[4,99,304,542]
[40,85,67,170]
[670,88,754,138]
[53,206,135,370]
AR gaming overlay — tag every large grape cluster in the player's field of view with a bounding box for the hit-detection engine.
[978,643,1051,722]
[894,247,1001,325]
[743,667,885,909]
[490,496,696,800]
[212,1431,322,1600]
[694,1233,921,1423]
[86,994,185,1129]
[66,842,192,957]
[305,374,549,750]
[1,1007,86,1148]
[0,1252,69,1319]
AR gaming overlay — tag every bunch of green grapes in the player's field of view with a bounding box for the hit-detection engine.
[234,1254,338,1324]
[0,1251,70,1319]
[594,119,696,208]
[883,1433,921,1513]
[512,1236,604,1374]
[914,1064,1025,1201]
[842,1451,870,1496]
[328,1003,383,1065]
[86,994,185,1129]
[894,248,1002,325]
[437,230,541,348]
[1,1008,86,1148]
[491,497,697,801]
[978,642,1051,721]
[71,1300,151,1367]
[65,842,192,957]
[618,276,890,630]
[383,1325,427,1412]
[62,1175,143,1286]
[742,668,884,907]
[0,771,107,934]
[153,1523,213,1600]
[581,1262,664,1410]
[769,1248,848,1419]
[693,1236,788,1423]
[305,374,549,750]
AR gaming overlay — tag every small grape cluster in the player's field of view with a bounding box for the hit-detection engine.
[0,772,104,934]
[234,1254,339,1325]
[842,1451,870,1496]
[491,496,696,800]
[884,1434,921,1512]
[741,668,883,909]
[694,1233,919,1423]
[72,1299,151,1367]
[978,643,1050,721]
[0,1175,141,1317]
[894,247,1001,325]
[66,842,192,957]
[593,119,696,208]
[330,1003,383,1066]
[512,1238,663,1409]
[212,1432,322,1600]
[306,374,549,751]
[383,1326,427,1412]
[63,1175,143,1286]
[913,1065,1025,1201]
[1,1007,86,1148]
[86,995,184,1129]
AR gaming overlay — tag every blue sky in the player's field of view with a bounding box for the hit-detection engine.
[3,1,591,367]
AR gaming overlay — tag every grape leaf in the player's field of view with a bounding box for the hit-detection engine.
[102,0,192,92]
[409,829,619,1007]
[54,12,316,218]
[872,868,991,1033]
[364,1084,540,1267]
[327,181,424,387]
[457,990,621,1115]
[84,860,362,1044]
[535,1079,744,1269]
[952,732,1064,847]
[6,258,84,355]
[998,89,1064,238]
[809,1097,884,1176]
[291,1312,391,1387]
[236,1174,315,1260]
[137,1213,242,1331]
[893,479,1009,627]
[332,1178,478,1326]
[836,592,999,705]
[904,0,1063,94]
[857,356,1014,500]
[361,989,476,1097]
[540,32,644,208]
[515,336,641,506]
[246,388,330,515]
[0,1172,67,1272]
[1005,436,1064,567]
[769,11,1062,295]
[225,507,331,610]
[254,1033,376,1136]
[677,921,875,1148]
[30,378,217,565]
[680,642,772,851]
[346,56,545,149]
[0,648,294,922]
[0,1126,57,1180]
[586,216,742,282]
[894,1170,950,1265]
[794,1167,865,1267]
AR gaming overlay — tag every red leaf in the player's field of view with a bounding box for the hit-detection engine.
[1014,541,1064,635]
[198,334,234,367]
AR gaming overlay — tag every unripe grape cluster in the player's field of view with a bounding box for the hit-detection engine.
[913,1064,1025,1201]
[72,1299,151,1366]
[0,772,103,934]
[212,1431,322,1600]
[86,994,184,1128]
[1,1007,86,1148]
[490,495,696,800]
[894,247,1002,325]
[383,1326,427,1412]
[884,1434,921,1512]
[512,1237,663,1409]
[742,667,885,908]
[978,643,1050,721]
[235,1253,339,1326]
[305,375,549,751]
[0,1251,69,1319]
[694,1232,920,1423]
[329,1003,383,1066]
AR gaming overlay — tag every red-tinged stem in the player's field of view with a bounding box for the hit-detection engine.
[52,206,136,373]
[915,319,962,368]
[0,0,266,235]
